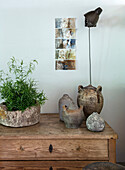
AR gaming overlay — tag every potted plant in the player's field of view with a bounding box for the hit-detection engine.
[0,57,47,127]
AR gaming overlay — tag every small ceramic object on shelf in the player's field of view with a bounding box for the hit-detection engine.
[77,85,104,119]
[62,105,84,129]
[86,112,105,132]
[59,94,77,121]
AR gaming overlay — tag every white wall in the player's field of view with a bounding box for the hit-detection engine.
[0,0,125,162]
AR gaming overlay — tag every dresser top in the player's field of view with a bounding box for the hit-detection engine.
[0,114,118,140]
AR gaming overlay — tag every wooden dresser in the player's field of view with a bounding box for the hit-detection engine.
[0,114,118,170]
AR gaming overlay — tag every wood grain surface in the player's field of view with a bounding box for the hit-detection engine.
[0,139,108,160]
[109,139,116,163]
[0,114,118,169]
[0,160,107,170]
[0,114,118,140]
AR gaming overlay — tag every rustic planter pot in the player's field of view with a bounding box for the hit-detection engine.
[0,104,40,127]
[77,85,104,119]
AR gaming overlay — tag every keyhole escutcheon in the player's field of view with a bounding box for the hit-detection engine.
[49,144,53,153]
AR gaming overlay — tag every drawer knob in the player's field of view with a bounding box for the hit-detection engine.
[49,167,53,170]
[49,144,53,153]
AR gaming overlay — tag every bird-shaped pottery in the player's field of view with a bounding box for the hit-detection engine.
[84,7,103,27]
[62,105,84,129]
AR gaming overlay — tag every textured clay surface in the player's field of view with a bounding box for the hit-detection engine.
[0,104,40,127]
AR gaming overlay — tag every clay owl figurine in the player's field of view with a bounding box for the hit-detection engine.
[84,7,103,27]
[77,85,104,119]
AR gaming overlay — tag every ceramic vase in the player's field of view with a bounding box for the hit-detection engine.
[59,94,77,121]
[77,85,103,119]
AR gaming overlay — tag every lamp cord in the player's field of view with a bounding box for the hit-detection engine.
[88,27,92,85]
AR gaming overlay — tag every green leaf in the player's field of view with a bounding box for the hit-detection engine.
[0,57,47,111]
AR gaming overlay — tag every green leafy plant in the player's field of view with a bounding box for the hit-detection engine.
[0,57,47,111]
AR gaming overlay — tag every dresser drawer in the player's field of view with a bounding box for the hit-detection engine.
[0,160,102,170]
[0,139,108,160]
